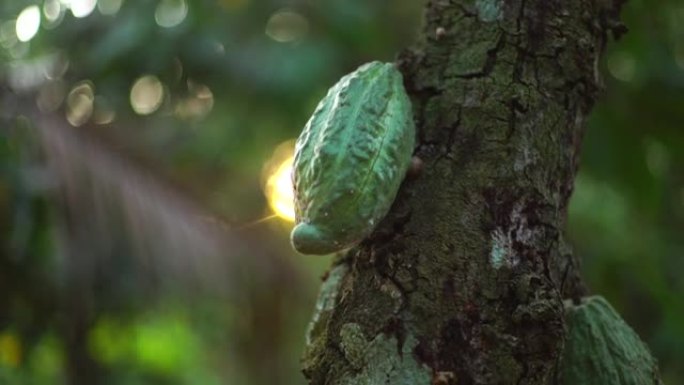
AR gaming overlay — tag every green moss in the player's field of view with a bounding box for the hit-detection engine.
[338,323,431,385]
[559,296,661,385]
[447,40,497,76]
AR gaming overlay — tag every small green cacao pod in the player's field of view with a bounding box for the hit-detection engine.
[559,296,661,385]
[291,61,415,255]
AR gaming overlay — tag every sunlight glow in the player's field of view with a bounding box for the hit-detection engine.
[265,156,296,222]
[16,6,41,42]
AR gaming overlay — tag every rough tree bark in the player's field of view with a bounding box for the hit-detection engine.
[302,1,629,384]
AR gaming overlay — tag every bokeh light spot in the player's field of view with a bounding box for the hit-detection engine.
[16,5,41,42]
[70,0,97,18]
[66,81,95,126]
[0,332,22,368]
[174,80,214,120]
[89,318,131,364]
[218,0,248,11]
[134,317,195,373]
[155,0,188,28]
[644,139,669,178]
[130,75,164,115]
[607,51,636,82]
[98,0,124,16]
[43,0,63,23]
[265,9,309,43]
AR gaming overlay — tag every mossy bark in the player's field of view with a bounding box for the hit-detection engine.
[302,1,629,384]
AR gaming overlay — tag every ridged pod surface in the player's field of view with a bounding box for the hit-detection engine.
[559,296,661,385]
[291,62,415,255]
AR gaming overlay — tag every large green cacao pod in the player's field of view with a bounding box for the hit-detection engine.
[559,296,661,385]
[291,61,415,255]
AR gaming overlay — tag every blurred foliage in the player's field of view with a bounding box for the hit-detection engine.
[567,1,684,382]
[0,0,682,384]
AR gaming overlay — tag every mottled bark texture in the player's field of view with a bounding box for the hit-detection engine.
[302,1,627,384]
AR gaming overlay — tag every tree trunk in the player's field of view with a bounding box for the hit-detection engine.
[302,1,627,384]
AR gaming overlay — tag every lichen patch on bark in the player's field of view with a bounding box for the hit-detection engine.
[476,0,504,22]
[338,323,432,385]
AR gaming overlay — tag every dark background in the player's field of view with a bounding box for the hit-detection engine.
[0,0,682,384]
